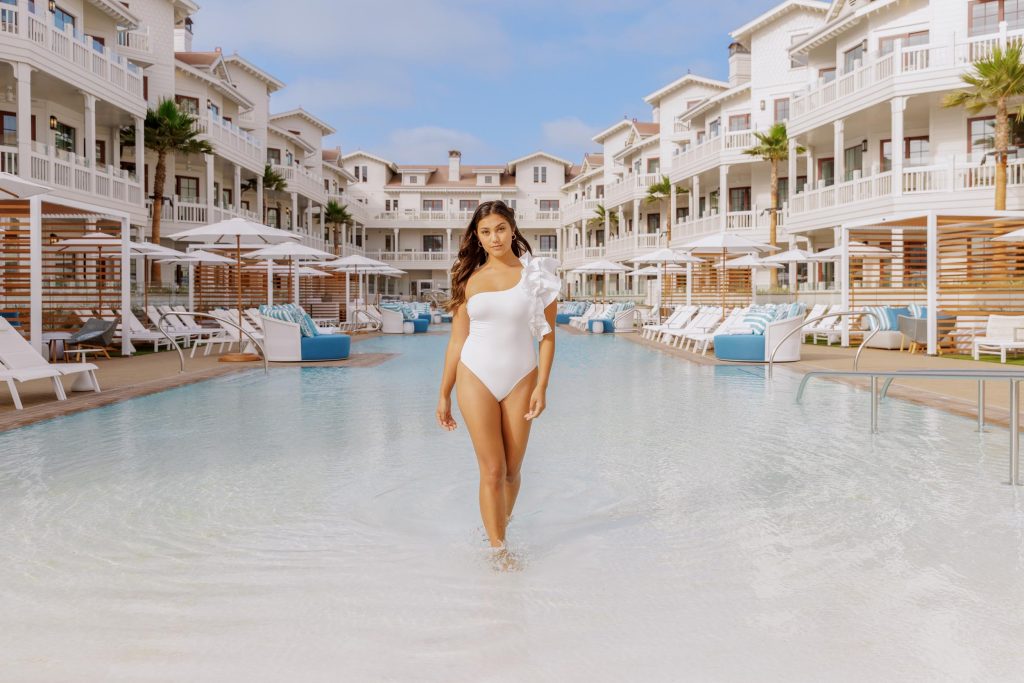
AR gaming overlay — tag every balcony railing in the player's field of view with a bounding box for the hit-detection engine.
[198,113,263,168]
[787,158,1024,218]
[1,1,143,101]
[146,198,260,225]
[369,209,562,224]
[372,250,455,265]
[668,207,786,245]
[115,27,150,54]
[3,142,143,206]
[669,129,754,178]
[272,163,325,200]
[605,232,662,258]
[605,172,661,206]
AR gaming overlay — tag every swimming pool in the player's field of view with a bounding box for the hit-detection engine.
[1,331,1022,681]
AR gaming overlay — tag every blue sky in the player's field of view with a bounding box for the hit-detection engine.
[194,0,785,164]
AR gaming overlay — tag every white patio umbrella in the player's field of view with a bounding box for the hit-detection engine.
[0,171,51,199]
[571,258,632,301]
[677,232,778,317]
[168,217,299,361]
[992,227,1024,242]
[630,248,705,321]
[717,254,783,269]
[762,247,814,293]
[54,232,126,309]
[808,241,894,260]
[130,241,190,312]
[324,254,390,315]
[247,241,335,305]
[156,249,236,265]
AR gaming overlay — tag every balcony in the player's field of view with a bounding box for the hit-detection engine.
[371,250,455,270]
[146,198,261,227]
[0,0,144,112]
[1,142,143,214]
[562,245,605,270]
[198,113,264,172]
[667,130,755,182]
[668,208,785,246]
[604,173,661,208]
[114,27,153,66]
[604,232,663,260]
[562,198,602,224]
[789,29,1024,135]
[785,159,1024,232]
[271,163,325,203]
[366,209,561,229]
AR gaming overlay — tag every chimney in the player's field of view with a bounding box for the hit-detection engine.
[448,150,461,182]
[728,42,751,87]
[174,17,194,52]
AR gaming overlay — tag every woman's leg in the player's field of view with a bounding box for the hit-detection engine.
[499,368,538,522]
[456,362,508,547]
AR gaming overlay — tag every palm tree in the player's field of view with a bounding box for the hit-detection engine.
[587,203,619,237]
[943,43,1024,210]
[324,200,352,255]
[744,122,804,287]
[645,175,686,241]
[123,99,212,281]
[244,164,287,226]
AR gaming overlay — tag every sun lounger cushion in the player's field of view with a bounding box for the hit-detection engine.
[300,333,350,361]
[908,303,927,318]
[412,318,429,333]
[713,334,766,361]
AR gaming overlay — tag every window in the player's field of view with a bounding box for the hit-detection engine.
[208,102,219,118]
[484,175,493,184]
[267,148,281,165]
[0,112,15,146]
[285,151,293,166]
[696,130,706,145]
[728,114,751,132]
[881,137,931,171]
[266,207,279,228]
[790,33,808,68]
[212,182,220,206]
[818,158,835,187]
[241,200,250,211]
[459,199,478,211]
[646,158,660,173]
[819,67,837,83]
[423,235,444,252]
[778,175,807,200]
[844,144,863,181]
[879,31,930,54]
[175,176,199,202]
[708,118,721,137]
[773,98,790,124]
[633,159,641,174]
[729,187,751,212]
[539,235,556,251]
[843,42,866,73]
[686,99,704,110]
[384,234,394,251]
[174,95,199,116]
[709,190,719,213]
[422,199,443,212]
[408,175,418,184]
[646,213,660,233]
[222,188,232,208]
[385,199,398,211]
[360,165,367,182]
[506,199,516,210]
[676,206,690,222]
[53,5,74,32]
[54,122,75,154]
[533,165,547,183]
[967,116,1019,161]
[95,140,106,166]
[539,199,559,212]
[970,0,1024,35]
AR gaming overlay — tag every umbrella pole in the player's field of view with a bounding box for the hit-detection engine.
[721,248,726,320]
[143,254,148,316]
[220,235,259,363]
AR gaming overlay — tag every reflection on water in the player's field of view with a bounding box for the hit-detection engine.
[0,331,1022,682]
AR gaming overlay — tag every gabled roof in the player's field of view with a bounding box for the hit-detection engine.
[681,83,752,121]
[826,0,847,22]
[582,153,604,171]
[174,58,254,109]
[505,151,573,172]
[223,53,285,93]
[92,0,141,28]
[341,150,398,171]
[385,165,516,188]
[791,0,898,54]
[643,74,730,105]
[592,119,633,144]
[730,0,829,43]
[270,108,336,136]
[267,124,317,154]
[634,122,660,136]
[561,165,602,190]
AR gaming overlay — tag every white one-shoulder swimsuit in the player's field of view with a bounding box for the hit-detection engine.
[459,253,561,401]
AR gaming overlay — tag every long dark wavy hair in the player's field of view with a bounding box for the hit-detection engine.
[444,200,532,312]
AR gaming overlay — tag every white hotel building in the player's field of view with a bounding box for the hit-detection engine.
[2,0,1023,299]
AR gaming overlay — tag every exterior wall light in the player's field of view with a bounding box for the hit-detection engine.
[49,115,58,130]
[861,139,868,153]
[48,0,55,12]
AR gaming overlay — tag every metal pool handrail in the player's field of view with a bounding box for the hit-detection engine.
[155,311,268,375]
[766,310,883,379]
[797,369,1024,486]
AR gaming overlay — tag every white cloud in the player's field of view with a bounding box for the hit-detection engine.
[375,126,492,164]
[271,74,414,113]
[540,117,602,159]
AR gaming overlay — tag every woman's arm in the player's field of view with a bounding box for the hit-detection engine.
[525,300,557,420]
[437,304,469,430]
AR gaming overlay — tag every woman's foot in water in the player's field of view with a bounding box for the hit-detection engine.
[488,545,522,572]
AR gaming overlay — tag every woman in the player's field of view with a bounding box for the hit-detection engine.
[436,200,560,559]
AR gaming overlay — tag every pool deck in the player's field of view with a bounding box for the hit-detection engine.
[0,333,393,432]
[623,330,1024,430]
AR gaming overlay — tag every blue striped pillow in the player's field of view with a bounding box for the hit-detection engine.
[743,305,774,335]
[863,306,892,331]
[908,303,927,318]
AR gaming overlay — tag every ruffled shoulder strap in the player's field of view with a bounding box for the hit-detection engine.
[519,253,562,341]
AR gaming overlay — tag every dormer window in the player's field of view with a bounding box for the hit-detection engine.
[485,175,493,184]
[533,166,547,183]
[409,175,418,184]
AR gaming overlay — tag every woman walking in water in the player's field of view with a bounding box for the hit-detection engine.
[436,200,560,565]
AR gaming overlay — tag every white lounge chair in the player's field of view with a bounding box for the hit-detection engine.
[686,308,750,356]
[663,307,722,348]
[0,317,100,409]
[972,314,1024,363]
[642,305,693,340]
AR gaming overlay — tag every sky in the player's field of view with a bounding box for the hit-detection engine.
[193,0,787,165]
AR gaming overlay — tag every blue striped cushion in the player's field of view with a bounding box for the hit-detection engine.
[863,305,892,331]
[743,305,775,335]
[908,303,927,318]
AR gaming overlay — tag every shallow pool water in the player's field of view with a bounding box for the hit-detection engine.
[1,330,1023,681]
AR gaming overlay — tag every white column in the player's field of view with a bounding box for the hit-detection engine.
[926,211,938,354]
[840,226,850,347]
[719,164,729,232]
[691,175,701,217]
[617,207,625,241]
[29,194,42,353]
[305,203,313,235]
[266,259,274,305]
[891,96,906,196]
[319,202,325,240]
[187,261,195,311]
[232,163,241,212]
[290,192,298,230]
[256,173,264,222]
[833,119,845,184]
[806,147,816,188]
[83,92,96,193]
[110,125,120,170]
[632,198,641,246]
[787,137,798,200]
[15,62,31,180]
[669,183,677,241]
[392,228,399,254]
[120,215,132,355]
[133,115,144,194]
[445,227,452,257]
[205,153,215,217]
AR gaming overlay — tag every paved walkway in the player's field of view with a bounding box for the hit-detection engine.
[0,333,392,431]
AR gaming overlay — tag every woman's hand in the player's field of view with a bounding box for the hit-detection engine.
[436,395,457,431]
[524,386,546,421]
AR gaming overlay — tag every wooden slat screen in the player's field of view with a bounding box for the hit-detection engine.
[660,262,752,308]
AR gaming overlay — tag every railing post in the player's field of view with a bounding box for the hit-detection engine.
[870,376,879,433]
[977,380,986,432]
[1011,379,1020,486]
